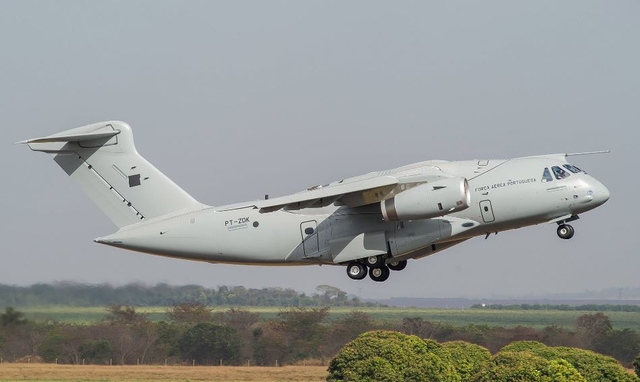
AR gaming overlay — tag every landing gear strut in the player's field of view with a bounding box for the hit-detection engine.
[557,224,575,240]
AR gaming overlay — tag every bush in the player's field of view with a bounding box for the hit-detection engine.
[633,354,640,377]
[500,340,548,354]
[327,330,460,382]
[497,343,637,382]
[473,351,585,382]
[441,341,491,381]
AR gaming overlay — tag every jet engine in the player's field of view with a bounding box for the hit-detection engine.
[381,177,470,221]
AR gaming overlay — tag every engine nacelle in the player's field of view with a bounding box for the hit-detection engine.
[381,177,470,221]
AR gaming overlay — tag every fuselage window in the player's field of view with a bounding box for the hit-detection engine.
[552,166,570,180]
[563,164,583,174]
[541,168,553,183]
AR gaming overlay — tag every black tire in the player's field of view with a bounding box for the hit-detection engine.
[346,262,367,280]
[388,260,407,271]
[365,255,385,268]
[557,224,575,239]
[369,265,390,282]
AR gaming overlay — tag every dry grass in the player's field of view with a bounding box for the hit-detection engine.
[0,363,328,382]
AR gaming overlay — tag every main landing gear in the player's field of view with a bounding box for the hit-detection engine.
[346,255,408,282]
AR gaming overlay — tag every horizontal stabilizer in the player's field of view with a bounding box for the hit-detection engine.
[19,127,120,144]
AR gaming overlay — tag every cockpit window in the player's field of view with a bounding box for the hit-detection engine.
[552,166,571,180]
[563,164,583,174]
[541,168,553,183]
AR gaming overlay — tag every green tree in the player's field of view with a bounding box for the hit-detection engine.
[594,329,640,366]
[104,305,148,326]
[442,341,492,381]
[327,330,460,382]
[277,307,329,360]
[78,339,111,364]
[178,323,241,365]
[315,285,348,305]
[166,302,212,324]
[575,312,612,349]
[0,307,28,327]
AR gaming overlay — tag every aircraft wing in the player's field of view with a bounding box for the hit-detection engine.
[257,176,399,212]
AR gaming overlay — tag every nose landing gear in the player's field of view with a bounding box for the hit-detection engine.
[557,224,575,239]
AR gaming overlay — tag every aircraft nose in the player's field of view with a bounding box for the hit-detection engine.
[590,180,610,206]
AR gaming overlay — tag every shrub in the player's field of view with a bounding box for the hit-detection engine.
[633,354,640,377]
[441,341,491,381]
[474,351,586,382]
[502,343,637,382]
[327,330,460,382]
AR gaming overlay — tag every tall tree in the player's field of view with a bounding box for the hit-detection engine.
[178,323,241,365]
[0,307,28,327]
[166,302,212,324]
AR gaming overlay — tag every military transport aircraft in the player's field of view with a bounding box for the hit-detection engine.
[21,121,610,282]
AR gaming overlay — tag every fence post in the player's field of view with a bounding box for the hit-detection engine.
[192,359,195,367]
[276,360,278,367]
[109,359,112,366]
[137,359,139,365]
[28,357,31,363]
[55,358,58,364]
[165,359,167,366]
[220,359,222,367]
[82,359,85,365]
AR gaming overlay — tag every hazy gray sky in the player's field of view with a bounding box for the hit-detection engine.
[2,1,639,299]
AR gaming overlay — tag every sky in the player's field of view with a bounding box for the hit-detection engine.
[1,1,639,299]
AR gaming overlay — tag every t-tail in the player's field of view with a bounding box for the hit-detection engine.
[21,121,203,228]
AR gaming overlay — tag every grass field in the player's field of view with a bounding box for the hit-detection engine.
[0,364,328,382]
[18,305,640,331]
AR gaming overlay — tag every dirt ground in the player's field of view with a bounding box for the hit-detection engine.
[0,363,328,382]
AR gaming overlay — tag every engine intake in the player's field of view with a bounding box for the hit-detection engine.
[381,177,470,221]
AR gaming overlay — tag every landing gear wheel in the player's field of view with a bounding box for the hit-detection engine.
[365,255,385,268]
[557,224,575,240]
[346,262,367,280]
[388,260,407,271]
[369,265,390,282]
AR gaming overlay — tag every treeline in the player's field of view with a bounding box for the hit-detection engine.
[0,283,372,307]
[1,305,639,369]
[471,303,640,312]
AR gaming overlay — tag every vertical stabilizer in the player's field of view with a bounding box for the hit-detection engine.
[22,121,203,228]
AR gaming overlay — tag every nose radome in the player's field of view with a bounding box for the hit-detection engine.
[593,181,610,206]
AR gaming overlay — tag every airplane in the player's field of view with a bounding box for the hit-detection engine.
[21,121,610,282]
